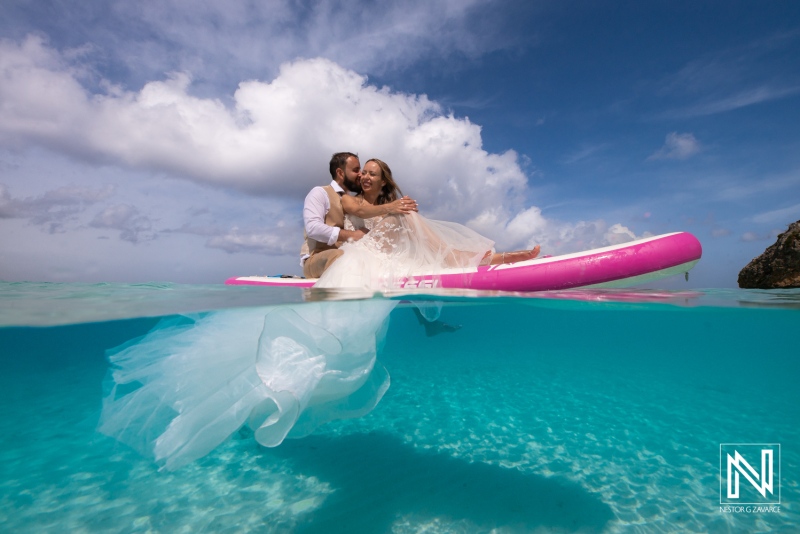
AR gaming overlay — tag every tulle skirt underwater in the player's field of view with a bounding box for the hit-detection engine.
[99,213,475,468]
[98,300,397,470]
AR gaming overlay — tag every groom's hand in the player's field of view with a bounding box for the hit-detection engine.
[340,229,367,242]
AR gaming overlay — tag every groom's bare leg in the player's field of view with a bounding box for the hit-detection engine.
[303,249,345,278]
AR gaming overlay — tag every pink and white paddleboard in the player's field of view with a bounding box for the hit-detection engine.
[225,232,702,292]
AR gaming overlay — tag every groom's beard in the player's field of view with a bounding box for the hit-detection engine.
[344,176,362,193]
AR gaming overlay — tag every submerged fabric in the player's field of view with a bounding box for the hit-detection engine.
[317,212,495,289]
[98,300,396,470]
[98,213,487,469]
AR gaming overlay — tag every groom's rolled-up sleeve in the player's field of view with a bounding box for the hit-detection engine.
[303,187,340,246]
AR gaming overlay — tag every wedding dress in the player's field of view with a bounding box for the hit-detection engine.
[99,213,488,470]
[316,212,495,289]
[98,300,395,470]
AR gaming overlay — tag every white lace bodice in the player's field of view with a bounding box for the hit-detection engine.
[344,214,381,232]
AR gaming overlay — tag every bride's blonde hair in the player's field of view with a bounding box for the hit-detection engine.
[366,158,403,205]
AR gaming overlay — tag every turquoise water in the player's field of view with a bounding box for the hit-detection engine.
[1,282,798,533]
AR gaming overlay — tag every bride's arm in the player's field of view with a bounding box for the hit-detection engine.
[341,195,418,218]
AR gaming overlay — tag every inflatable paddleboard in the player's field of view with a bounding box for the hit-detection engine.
[226,232,702,292]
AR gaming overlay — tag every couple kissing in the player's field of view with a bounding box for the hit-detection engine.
[301,152,540,288]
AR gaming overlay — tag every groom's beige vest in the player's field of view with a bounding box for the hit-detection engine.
[301,185,345,258]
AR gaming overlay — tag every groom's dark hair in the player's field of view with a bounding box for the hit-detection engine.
[329,152,358,179]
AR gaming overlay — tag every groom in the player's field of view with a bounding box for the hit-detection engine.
[301,152,417,278]
[300,152,365,278]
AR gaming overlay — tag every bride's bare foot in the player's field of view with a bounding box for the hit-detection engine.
[490,245,541,265]
[518,245,540,261]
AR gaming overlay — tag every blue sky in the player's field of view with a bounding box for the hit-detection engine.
[1,1,798,287]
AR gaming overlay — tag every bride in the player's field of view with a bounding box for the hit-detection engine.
[316,158,540,289]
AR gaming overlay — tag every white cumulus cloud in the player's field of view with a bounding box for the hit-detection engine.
[0,35,642,254]
[648,132,701,161]
[468,205,641,254]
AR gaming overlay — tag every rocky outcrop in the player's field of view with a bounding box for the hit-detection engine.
[738,220,800,288]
